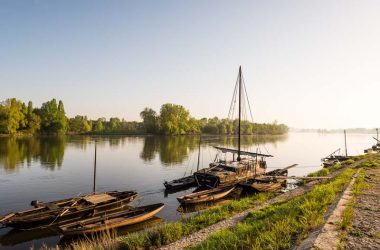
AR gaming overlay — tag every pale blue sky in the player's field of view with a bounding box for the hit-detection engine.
[0,0,379,128]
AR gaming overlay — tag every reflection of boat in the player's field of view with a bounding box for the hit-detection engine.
[59,203,164,236]
[194,67,273,188]
[0,227,59,246]
[177,186,235,205]
[0,191,138,230]
[164,176,196,191]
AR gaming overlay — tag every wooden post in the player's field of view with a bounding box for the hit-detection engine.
[344,130,347,157]
[93,139,97,194]
[196,135,201,172]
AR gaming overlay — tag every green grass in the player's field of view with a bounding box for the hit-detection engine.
[188,167,356,250]
[116,192,274,249]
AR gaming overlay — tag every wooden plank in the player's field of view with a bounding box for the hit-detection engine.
[83,193,115,204]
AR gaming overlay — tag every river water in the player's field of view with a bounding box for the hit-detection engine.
[0,132,376,249]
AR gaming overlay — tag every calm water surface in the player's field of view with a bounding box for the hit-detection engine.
[0,132,376,249]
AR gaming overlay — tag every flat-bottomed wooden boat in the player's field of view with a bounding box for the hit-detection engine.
[177,186,235,205]
[0,191,138,229]
[59,203,164,236]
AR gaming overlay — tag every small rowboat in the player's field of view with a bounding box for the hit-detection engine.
[0,191,138,230]
[177,186,235,205]
[163,175,196,190]
[59,203,164,236]
[239,177,285,192]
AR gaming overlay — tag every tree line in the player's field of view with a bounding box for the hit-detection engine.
[0,98,288,135]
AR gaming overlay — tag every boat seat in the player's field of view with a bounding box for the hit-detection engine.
[44,203,59,210]
[83,194,116,205]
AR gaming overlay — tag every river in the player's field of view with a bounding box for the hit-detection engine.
[0,132,376,249]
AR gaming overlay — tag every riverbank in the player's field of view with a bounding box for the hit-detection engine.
[56,154,379,250]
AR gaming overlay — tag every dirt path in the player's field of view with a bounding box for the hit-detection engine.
[345,166,380,249]
[159,164,355,250]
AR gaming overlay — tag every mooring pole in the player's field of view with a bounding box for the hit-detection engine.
[196,135,201,172]
[344,130,347,157]
[237,66,242,161]
[93,139,97,194]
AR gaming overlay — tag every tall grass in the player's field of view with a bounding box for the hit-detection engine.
[189,167,356,250]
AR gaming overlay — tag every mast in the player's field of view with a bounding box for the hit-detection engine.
[93,139,97,194]
[237,66,242,161]
[344,130,347,157]
[197,135,201,171]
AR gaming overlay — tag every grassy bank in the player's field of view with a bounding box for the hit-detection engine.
[188,167,357,249]
[116,193,274,249]
[63,157,366,250]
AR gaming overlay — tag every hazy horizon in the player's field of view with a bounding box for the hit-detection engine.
[1,0,379,129]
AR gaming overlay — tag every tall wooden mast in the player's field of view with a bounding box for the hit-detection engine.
[237,66,242,161]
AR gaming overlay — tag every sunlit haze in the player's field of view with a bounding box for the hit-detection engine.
[1,0,379,129]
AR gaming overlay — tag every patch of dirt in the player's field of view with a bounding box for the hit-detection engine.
[345,166,380,249]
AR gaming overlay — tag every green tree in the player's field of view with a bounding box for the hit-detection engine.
[26,101,41,133]
[140,107,158,133]
[39,99,68,134]
[0,98,26,134]
[93,118,106,132]
[159,103,191,135]
[68,115,92,133]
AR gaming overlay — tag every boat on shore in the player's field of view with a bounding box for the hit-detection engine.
[177,186,235,205]
[239,176,286,193]
[0,191,138,230]
[59,203,164,236]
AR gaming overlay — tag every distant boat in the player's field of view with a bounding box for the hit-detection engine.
[177,186,235,205]
[0,191,138,230]
[194,67,273,188]
[59,203,164,236]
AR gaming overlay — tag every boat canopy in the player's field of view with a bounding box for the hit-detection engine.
[214,146,273,158]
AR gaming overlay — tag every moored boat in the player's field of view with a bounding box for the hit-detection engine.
[177,186,235,205]
[239,176,285,193]
[164,175,196,190]
[0,191,138,230]
[59,203,164,236]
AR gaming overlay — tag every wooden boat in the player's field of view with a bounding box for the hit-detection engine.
[164,175,196,190]
[177,186,235,205]
[194,68,274,188]
[239,177,285,193]
[0,191,138,230]
[59,203,164,236]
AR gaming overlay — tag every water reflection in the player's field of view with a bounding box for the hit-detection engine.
[0,135,288,172]
[0,137,65,172]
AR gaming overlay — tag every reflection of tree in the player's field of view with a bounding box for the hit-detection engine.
[39,136,65,170]
[140,136,198,165]
[0,136,66,172]
[140,135,288,166]
[140,136,159,162]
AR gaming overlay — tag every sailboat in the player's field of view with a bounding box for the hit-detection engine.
[194,66,273,188]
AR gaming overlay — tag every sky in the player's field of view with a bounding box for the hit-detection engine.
[0,0,379,129]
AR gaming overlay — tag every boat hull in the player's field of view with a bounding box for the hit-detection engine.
[1,191,138,230]
[59,203,164,236]
[177,186,235,205]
